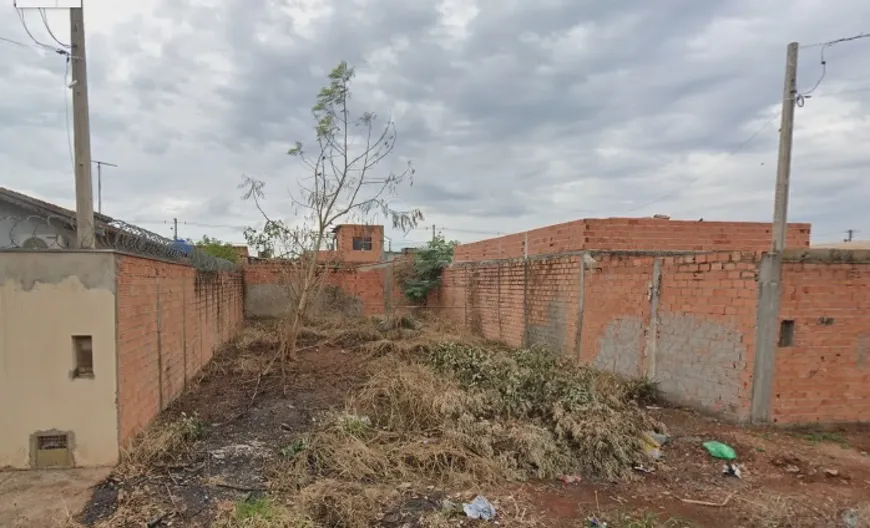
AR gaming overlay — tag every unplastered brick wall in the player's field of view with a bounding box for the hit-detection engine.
[454,217,811,261]
[654,252,760,420]
[773,250,870,424]
[116,255,244,445]
[440,250,764,420]
[243,259,396,317]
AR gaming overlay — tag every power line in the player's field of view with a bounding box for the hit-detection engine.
[613,112,781,214]
[39,8,69,49]
[16,7,56,51]
[797,32,870,107]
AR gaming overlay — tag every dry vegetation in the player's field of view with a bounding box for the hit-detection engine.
[60,312,870,528]
[230,313,663,527]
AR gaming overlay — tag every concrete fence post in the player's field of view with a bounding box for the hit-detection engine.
[644,258,663,379]
[384,263,393,315]
[573,252,587,359]
[522,233,529,347]
[155,277,164,412]
[496,262,503,340]
[751,252,783,423]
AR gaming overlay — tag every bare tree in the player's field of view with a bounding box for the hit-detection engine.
[240,61,423,370]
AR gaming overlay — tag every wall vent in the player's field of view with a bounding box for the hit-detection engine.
[31,431,73,468]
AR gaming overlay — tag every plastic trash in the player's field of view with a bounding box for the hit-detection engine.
[703,441,737,460]
[463,495,496,521]
[640,431,666,460]
[722,462,742,478]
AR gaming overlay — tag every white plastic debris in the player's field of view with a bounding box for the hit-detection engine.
[463,495,496,521]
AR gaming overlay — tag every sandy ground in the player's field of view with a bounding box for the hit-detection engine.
[0,467,111,527]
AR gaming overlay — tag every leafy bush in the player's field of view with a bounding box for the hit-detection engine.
[400,235,457,303]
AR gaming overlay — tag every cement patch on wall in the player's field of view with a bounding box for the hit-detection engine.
[245,284,291,318]
[656,313,745,414]
[594,317,643,377]
[245,283,364,319]
[526,297,568,354]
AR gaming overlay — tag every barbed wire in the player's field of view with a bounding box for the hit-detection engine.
[0,214,238,272]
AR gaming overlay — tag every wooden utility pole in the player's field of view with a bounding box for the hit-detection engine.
[771,42,799,253]
[92,160,118,214]
[70,5,95,248]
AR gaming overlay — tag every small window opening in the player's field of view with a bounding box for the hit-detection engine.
[352,236,373,251]
[73,335,94,378]
[778,320,795,348]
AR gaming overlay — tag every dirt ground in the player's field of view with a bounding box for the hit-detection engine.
[25,321,870,527]
[0,467,111,527]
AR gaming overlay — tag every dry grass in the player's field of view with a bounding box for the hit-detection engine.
[282,336,663,524]
[119,412,205,471]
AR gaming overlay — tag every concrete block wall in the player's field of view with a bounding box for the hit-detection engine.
[655,252,760,420]
[116,255,244,446]
[773,251,870,424]
[453,217,811,261]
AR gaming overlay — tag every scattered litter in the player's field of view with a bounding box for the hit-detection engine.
[647,431,670,445]
[640,431,667,460]
[680,491,736,507]
[785,465,801,474]
[824,468,840,478]
[560,474,582,485]
[722,462,742,478]
[646,405,661,410]
[633,465,654,474]
[588,517,608,527]
[463,495,496,521]
[702,441,737,460]
[843,508,861,528]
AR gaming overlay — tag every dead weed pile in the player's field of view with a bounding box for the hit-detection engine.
[120,412,205,470]
[289,340,662,495]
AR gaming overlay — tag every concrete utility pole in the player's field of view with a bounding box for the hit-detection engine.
[432,224,436,242]
[172,218,179,240]
[70,4,95,248]
[845,229,856,242]
[92,160,117,214]
[771,42,799,253]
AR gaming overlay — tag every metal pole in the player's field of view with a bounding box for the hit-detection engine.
[92,160,118,214]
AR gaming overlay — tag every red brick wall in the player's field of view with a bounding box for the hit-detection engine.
[441,251,762,420]
[243,260,393,317]
[116,255,244,446]
[454,218,811,261]
[773,258,870,423]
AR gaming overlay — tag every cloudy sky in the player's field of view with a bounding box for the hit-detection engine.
[1,0,869,251]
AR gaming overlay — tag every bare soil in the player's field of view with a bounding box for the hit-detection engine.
[59,323,870,527]
[0,467,110,527]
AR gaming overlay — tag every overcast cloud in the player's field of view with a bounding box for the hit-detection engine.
[1,0,869,250]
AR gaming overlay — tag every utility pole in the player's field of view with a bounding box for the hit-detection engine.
[172,218,179,240]
[770,42,799,253]
[70,4,95,248]
[845,229,856,242]
[92,160,117,214]
[432,224,436,242]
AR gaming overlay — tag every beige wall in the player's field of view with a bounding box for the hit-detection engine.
[0,251,118,468]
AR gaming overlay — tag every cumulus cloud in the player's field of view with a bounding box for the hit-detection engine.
[1,0,869,250]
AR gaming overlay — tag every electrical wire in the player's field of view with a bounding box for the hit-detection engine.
[797,32,870,107]
[16,7,57,51]
[613,112,781,214]
[0,35,30,49]
[39,8,70,49]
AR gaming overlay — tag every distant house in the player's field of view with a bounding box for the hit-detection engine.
[0,187,117,249]
[812,241,870,250]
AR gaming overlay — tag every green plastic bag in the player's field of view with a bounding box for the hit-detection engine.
[702,441,736,460]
